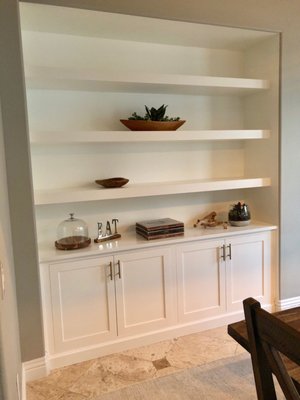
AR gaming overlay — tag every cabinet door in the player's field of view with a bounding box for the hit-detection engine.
[115,248,176,337]
[49,256,117,352]
[226,232,271,312]
[176,239,226,323]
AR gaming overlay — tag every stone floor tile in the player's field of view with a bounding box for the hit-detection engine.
[40,359,95,391]
[27,380,68,400]
[69,353,156,398]
[120,338,175,362]
[165,327,240,369]
[26,384,48,400]
[27,326,244,399]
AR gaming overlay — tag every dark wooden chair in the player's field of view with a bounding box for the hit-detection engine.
[243,297,300,400]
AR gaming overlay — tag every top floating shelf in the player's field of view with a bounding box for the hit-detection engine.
[20,4,276,51]
[25,66,270,95]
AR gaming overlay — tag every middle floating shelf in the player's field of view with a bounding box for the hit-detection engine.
[34,177,271,205]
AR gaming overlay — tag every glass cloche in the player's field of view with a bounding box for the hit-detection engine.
[55,213,91,250]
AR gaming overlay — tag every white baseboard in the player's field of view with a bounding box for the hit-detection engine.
[275,295,300,311]
[23,356,48,383]
[45,310,246,370]
[22,365,26,400]
[22,305,274,379]
[22,313,244,382]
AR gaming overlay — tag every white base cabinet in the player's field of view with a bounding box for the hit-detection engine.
[49,256,117,353]
[44,247,176,354]
[176,239,226,322]
[225,233,271,312]
[40,229,274,368]
[115,248,176,337]
[176,232,271,323]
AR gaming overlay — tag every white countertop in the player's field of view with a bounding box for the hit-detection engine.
[38,221,277,263]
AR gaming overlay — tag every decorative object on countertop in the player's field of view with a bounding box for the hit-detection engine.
[94,218,121,243]
[228,202,251,226]
[194,211,228,229]
[95,177,129,188]
[120,104,186,131]
[136,218,184,240]
[55,213,91,250]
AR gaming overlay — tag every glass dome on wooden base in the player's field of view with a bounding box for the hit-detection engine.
[55,213,91,250]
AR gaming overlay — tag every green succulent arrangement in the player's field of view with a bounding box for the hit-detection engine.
[128,104,180,121]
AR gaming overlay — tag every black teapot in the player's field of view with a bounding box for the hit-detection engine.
[228,202,251,226]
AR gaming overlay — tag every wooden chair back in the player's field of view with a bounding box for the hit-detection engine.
[243,297,300,400]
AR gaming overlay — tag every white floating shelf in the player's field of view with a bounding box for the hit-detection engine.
[34,177,271,205]
[25,66,270,95]
[30,129,271,144]
[20,5,276,51]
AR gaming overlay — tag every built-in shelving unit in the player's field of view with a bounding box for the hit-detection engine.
[19,2,280,371]
[20,3,279,249]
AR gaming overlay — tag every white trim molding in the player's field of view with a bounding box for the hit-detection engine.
[275,296,300,311]
[45,310,248,370]
[22,365,26,400]
[23,356,48,383]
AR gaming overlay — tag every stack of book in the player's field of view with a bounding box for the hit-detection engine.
[136,218,184,240]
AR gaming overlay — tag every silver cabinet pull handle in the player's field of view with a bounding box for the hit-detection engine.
[227,244,232,260]
[116,260,121,279]
[107,261,113,280]
[220,245,226,261]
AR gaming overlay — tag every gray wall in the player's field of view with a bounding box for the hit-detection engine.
[2,0,299,362]
[0,100,22,400]
[0,0,44,362]
[0,99,23,399]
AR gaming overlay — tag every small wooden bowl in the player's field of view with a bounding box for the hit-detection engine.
[95,177,129,188]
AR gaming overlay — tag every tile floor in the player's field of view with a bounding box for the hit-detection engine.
[27,326,246,400]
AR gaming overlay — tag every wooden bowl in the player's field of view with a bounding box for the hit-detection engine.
[120,119,186,131]
[95,177,129,188]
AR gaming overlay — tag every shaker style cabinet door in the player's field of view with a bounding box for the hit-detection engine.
[49,256,117,352]
[225,232,271,312]
[176,239,226,323]
[114,247,176,337]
